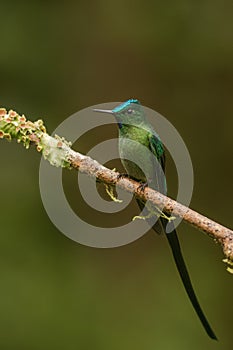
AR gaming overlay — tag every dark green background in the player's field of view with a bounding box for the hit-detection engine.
[0,1,232,349]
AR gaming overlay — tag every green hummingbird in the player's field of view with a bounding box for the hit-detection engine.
[94,99,217,339]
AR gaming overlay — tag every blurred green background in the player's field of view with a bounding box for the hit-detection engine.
[0,1,233,349]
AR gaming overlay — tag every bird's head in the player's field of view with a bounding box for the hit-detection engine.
[93,99,145,128]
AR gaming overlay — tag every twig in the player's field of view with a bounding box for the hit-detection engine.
[1,107,233,272]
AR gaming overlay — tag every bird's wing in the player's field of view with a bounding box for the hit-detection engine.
[148,132,166,194]
[135,132,167,235]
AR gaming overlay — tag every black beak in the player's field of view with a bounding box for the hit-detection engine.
[93,108,113,114]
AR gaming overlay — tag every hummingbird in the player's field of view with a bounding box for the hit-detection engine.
[93,99,217,340]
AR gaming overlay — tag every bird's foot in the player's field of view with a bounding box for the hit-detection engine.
[159,210,176,222]
[152,204,176,221]
[117,173,139,181]
[104,184,123,203]
[137,181,148,192]
[117,173,130,180]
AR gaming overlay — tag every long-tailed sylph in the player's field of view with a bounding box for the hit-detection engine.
[94,99,217,340]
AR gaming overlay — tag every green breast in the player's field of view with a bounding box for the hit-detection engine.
[119,126,155,183]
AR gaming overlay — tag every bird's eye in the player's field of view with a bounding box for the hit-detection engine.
[127,109,133,114]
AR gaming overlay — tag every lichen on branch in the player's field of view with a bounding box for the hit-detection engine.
[0,108,71,168]
[0,108,46,148]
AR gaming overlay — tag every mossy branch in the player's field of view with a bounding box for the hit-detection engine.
[1,107,233,272]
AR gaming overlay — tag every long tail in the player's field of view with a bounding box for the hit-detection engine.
[136,199,217,339]
[163,225,217,340]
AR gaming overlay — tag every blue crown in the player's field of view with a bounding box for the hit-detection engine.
[112,99,140,113]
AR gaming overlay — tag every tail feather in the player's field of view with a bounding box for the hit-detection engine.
[136,199,217,339]
[162,222,217,340]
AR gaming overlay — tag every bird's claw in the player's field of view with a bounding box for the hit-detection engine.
[154,206,176,222]
[137,182,148,192]
[117,173,131,180]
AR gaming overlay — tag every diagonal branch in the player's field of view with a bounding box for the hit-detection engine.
[1,107,233,272]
